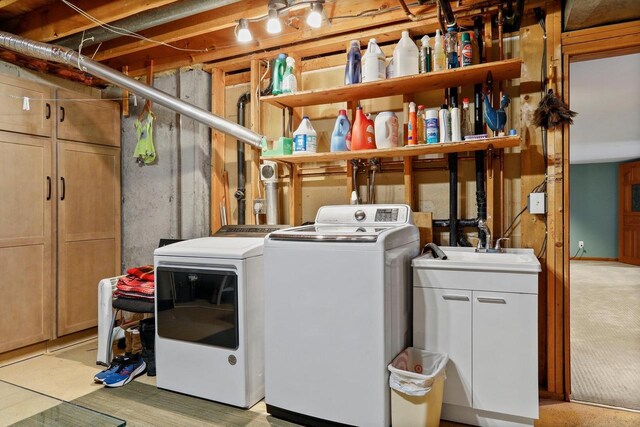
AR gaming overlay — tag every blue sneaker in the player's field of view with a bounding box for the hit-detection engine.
[103,354,146,387]
[94,354,132,383]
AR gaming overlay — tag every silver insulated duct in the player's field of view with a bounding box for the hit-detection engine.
[0,31,265,149]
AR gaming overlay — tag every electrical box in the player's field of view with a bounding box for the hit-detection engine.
[528,192,546,214]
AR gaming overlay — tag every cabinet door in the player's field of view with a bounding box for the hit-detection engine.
[0,131,52,352]
[414,287,472,407]
[57,141,121,336]
[0,74,53,137]
[473,292,538,418]
[57,89,120,147]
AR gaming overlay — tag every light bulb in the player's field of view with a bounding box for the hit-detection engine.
[306,3,323,29]
[266,8,282,34]
[236,19,252,42]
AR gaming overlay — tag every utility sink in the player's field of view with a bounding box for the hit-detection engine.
[414,246,541,273]
[412,246,541,293]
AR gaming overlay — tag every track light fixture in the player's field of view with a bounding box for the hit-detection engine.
[266,8,282,34]
[234,1,325,43]
[236,18,252,42]
[306,2,323,29]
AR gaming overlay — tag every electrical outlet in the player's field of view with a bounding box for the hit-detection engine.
[528,192,546,214]
[578,241,584,249]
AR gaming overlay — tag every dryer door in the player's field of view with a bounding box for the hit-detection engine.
[156,267,239,350]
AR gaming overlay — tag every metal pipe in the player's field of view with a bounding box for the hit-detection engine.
[0,31,265,149]
[236,92,250,224]
[55,0,240,49]
[264,182,279,225]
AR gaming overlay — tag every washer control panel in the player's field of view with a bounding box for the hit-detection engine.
[315,204,412,225]
[374,208,399,222]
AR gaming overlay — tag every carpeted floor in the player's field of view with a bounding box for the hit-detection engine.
[570,261,640,410]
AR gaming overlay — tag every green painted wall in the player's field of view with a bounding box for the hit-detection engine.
[570,162,619,258]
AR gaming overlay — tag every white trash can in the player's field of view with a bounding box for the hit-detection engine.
[388,347,448,427]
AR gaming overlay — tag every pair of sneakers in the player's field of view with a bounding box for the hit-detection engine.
[94,353,146,387]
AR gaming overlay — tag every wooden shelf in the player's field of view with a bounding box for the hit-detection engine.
[261,59,522,109]
[262,136,520,165]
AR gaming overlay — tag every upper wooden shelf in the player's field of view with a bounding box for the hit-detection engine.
[262,136,520,165]
[261,59,522,109]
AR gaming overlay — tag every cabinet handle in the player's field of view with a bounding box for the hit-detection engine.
[442,294,470,301]
[60,177,65,201]
[59,106,65,122]
[46,176,51,200]
[477,297,506,304]
[45,103,51,119]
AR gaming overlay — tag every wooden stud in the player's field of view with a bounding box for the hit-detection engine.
[145,60,154,110]
[249,59,261,225]
[121,66,129,117]
[210,68,225,234]
[289,164,302,226]
[404,157,415,210]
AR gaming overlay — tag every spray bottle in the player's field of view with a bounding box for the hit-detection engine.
[282,57,297,94]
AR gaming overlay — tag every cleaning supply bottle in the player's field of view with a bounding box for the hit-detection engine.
[445,26,459,69]
[330,110,351,152]
[432,29,446,71]
[407,102,417,145]
[461,97,473,138]
[393,31,419,77]
[425,109,439,144]
[271,53,287,95]
[351,107,376,150]
[282,56,298,94]
[362,38,385,83]
[417,105,426,144]
[460,32,473,67]
[420,35,431,73]
[451,101,461,142]
[344,40,361,85]
[293,116,317,154]
[438,104,451,143]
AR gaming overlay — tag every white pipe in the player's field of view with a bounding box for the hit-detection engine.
[0,31,265,149]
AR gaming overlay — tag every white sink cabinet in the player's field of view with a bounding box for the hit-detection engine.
[413,247,540,427]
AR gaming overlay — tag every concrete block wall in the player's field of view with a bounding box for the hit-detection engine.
[122,68,211,268]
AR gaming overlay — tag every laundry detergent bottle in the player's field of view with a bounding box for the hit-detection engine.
[362,38,386,83]
[344,40,361,85]
[393,30,419,77]
[351,107,376,150]
[271,53,287,95]
[293,116,317,154]
[330,110,351,152]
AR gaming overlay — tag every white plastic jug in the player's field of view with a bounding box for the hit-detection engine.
[293,116,317,154]
[374,112,399,149]
[362,38,386,82]
[394,31,419,77]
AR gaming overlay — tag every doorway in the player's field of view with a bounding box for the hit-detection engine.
[568,53,640,410]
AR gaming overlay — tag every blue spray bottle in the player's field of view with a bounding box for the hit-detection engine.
[331,110,351,152]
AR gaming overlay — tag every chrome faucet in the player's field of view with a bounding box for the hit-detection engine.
[476,219,492,252]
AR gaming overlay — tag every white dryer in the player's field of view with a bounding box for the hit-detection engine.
[264,204,419,427]
[153,226,283,408]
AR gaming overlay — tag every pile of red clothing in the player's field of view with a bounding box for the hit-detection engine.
[115,266,155,301]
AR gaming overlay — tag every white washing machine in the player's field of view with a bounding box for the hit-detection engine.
[264,204,419,427]
[153,226,284,408]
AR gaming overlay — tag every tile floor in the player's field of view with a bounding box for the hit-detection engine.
[1,339,639,426]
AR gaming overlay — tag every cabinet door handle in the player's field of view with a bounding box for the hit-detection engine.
[45,103,51,119]
[442,294,470,301]
[59,106,65,122]
[46,176,51,200]
[60,177,66,200]
[477,297,506,304]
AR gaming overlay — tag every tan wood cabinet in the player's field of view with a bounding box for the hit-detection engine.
[0,131,53,353]
[57,142,121,336]
[0,75,121,352]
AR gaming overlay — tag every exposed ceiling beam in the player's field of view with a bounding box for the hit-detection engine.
[0,0,22,8]
[12,0,180,42]
[93,0,267,61]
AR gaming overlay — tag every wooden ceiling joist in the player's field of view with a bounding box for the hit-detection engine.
[12,0,180,42]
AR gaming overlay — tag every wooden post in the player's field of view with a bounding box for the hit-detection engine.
[289,164,302,226]
[249,59,261,224]
[146,60,154,110]
[210,67,226,234]
[404,157,415,210]
[121,66,129,117]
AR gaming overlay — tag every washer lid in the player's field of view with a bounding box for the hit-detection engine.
[268,225,396,242]
[154,236,265,259]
